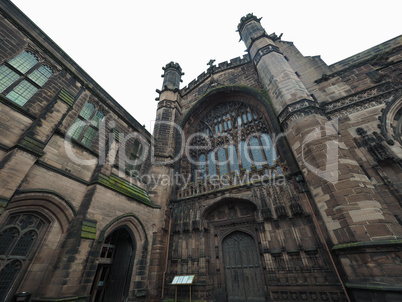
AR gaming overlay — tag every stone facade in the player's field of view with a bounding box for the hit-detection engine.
[0,2,402,302]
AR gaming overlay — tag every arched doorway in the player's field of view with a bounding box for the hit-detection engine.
[90,227,135,302]
[222,231,265,302]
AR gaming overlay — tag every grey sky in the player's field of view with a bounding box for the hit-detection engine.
[10,0,402,132]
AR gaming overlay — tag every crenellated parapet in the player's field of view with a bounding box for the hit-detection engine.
[180,54,250,95]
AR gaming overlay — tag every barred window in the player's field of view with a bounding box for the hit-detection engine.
[67,102,104,147]
[0,51,53,106]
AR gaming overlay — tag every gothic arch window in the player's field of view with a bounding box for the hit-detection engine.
[0,51,54,106]
[0,213,49,301]
[187,101,279,183]
[67,102,105,147]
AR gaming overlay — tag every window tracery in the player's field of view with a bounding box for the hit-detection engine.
[186,101,279,183]
[0,213,48,301]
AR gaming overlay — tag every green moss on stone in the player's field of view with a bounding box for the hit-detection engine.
[332,239,402,251]
[17,136,45,156]
[97,174,156,207]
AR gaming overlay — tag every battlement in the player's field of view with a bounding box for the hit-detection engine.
[181,54,250,95]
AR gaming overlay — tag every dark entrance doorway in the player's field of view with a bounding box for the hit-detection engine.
[90,227,135,302]
[222,231,265,302]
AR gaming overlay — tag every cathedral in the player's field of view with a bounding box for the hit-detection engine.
[1,1,402,301]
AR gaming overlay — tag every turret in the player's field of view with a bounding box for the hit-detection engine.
[153,62,183,160]
[156,61,184,102]
[238,13,316,122]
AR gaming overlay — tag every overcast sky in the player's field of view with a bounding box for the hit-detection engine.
[10,0,402,133]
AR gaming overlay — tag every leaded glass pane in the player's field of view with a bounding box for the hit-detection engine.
[208,151,217,177]
[198,154,207,181]
[0,65,19,92]
[0,261,22,302]
[11,230,36,256]
[79,102,95,120]
[91,110,104,128]
[249,137,264,168]
[6,80,38,106]
[261,134,277,165]
[28,65,53,86]
[8,51,38,74]
[81,126,97,146]
[228,145,240,174]
[188,101,277,183]
[239,141,252,171]
[67,119,87,140]
[218,148,229,176]
[0,228,18,255]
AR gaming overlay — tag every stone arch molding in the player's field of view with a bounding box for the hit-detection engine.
[98,213,148,247]
[4,190,76,233]
[180,85,280,136]
[380,90,402,146]
[202,195,257,220]
[0,191,76,299]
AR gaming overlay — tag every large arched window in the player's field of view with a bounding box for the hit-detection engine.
[0,51,53,106]
[187,101,278,183]
[0,213,49,301]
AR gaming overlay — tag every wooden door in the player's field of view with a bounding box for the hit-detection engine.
[222,231,265,302]
[91,228,134,302]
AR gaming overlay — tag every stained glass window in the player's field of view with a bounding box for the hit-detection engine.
[187,101,279,182]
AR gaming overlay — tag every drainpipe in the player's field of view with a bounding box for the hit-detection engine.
[297,176,351,302]
[161,204,173,300]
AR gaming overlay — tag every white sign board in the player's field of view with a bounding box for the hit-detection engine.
[172,275,195,285]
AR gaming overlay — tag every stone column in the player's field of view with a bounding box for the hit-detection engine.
[147,62,184,301]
